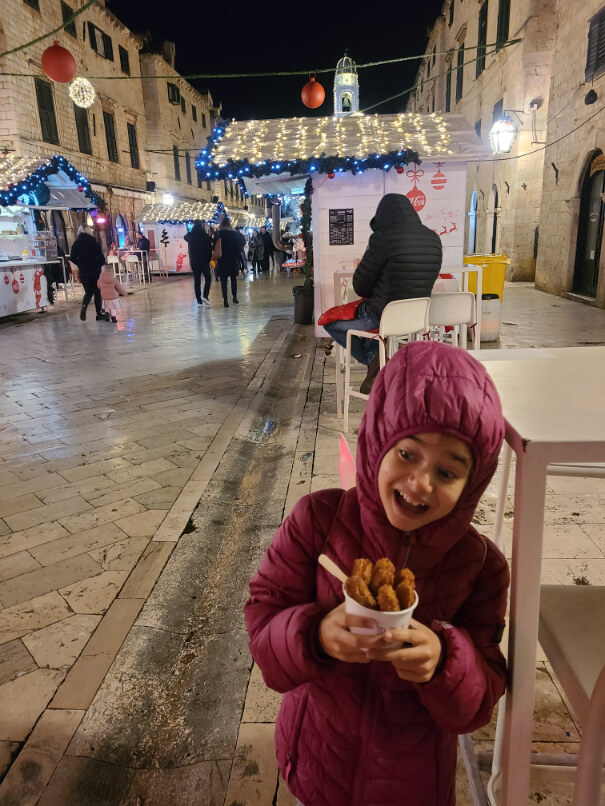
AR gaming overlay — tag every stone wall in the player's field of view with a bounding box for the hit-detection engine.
[535,0,605,307]
[411,0,557,281]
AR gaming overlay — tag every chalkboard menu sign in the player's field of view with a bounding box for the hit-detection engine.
[329,208,354,245]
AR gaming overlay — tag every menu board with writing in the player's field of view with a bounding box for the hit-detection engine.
[329,209,354,246]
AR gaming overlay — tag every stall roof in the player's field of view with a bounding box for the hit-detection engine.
[0,154,101,209]
[136,200,265,228]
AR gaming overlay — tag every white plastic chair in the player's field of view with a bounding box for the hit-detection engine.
[428,291,478,349]
[125,254,145,285]
[343,297,430,433]
[107,255,124,282]
[148,251,168,279]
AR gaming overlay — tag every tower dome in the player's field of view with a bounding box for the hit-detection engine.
[333,52,359,117]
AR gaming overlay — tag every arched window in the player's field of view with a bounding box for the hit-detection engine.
[115,214,127,248]
[467,191,478,254]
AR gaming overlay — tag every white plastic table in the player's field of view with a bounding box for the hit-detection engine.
[473,346,605,805]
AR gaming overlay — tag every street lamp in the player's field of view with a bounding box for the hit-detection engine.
[488,115,518,154]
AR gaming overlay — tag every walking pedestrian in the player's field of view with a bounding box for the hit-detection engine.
[184,220,213,306]
[213,218,245,307]
[250,229,263,274]
[69,225,106,321]
[245,340,509,806]
[259,225,274,272]
[97,264,127,323]
[136,229,151,282]
[236,227,248,276]
[322,194,442,394]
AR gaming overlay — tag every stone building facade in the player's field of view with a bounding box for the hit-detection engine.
[535,0,605,307]
[409,0,557,281]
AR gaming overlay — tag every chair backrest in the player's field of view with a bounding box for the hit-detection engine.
[125,254,140,264]
[379,297,431,339]
[107,255,120,265]
[429,291,476,328]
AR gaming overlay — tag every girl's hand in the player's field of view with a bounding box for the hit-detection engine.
[365,618,443,682]
[319,603,382,663]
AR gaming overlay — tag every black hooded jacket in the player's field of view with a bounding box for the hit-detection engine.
[184,224,212,268]
[69,232,105,274]
[352,193,442,321]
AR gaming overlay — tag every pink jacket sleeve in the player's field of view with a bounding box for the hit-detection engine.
[244,494,336,694]
[415,540,509,733]
[114,279,128,296]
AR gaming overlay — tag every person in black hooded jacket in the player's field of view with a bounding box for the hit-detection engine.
[69,226,106,321]
[323,193,442,393]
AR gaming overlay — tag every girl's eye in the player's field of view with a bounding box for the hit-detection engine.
[439,468,458,481]
[399,449,411,460]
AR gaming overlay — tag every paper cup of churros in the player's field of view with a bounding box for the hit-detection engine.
[343,558,419,640]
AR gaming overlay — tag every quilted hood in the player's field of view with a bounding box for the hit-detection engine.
[356,341,504,550]
[370,193,420,232]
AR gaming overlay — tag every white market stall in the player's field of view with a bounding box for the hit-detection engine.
[0,154,102,317]
[136,200,265,273]
[201,112,489,335]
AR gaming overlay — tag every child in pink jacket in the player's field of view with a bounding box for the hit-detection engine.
[245,341,509,806]
[97,264,127,322]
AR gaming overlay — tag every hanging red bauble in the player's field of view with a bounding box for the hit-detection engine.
[406,187,426,211]
[3,274,9,285]
[12,278,20,294]
[431,162,447,190]
[77,185,84,192]
[396,166,404,174]
[41,41,77,84]
[328,172,335,179]
[301,77,325,109]
[19,272,24,283]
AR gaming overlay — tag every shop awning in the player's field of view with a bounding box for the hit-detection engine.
[0,154,102,209]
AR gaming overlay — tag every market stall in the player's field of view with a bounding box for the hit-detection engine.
[200,112,489,335]
[136,199,265,273]
[0,154,102,317]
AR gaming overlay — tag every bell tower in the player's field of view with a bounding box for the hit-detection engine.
[333,53,359,117]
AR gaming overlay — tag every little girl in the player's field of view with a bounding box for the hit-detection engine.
[97,264,127,323]
[245,341,509,806]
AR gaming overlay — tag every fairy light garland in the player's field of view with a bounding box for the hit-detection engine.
[0,154,102,208]
[140,199,264,227]
[69,77,96,109]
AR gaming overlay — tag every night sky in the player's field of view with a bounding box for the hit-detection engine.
[107,0,444,121]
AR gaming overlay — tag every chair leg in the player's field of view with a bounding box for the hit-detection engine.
[344,332,353,433]
[335,345,343,419]
[492,441,513,551]
[571,665,605,806]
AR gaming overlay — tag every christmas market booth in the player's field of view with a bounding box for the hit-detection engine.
[135,200,265,273]
[0,154,102,318]
[199,112,489,334]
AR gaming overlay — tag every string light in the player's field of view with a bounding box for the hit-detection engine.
[69,77,96,109]
[0,154,101,208]
[139,199,264,227]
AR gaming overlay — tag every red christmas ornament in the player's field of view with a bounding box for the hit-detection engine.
[328,172,335,179]
[405,167,426,212]
[41,41,77,84]
[431,162,447,191]
[77,185,84,192]
[19,272,24,283]
[396,166,404,174]
[12,278,20,294]
[3,274,9,285]
[301,77,325,109]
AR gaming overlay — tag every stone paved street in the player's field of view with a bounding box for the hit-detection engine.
[0,274,604,805]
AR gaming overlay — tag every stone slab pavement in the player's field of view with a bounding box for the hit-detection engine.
[0,275,604,804]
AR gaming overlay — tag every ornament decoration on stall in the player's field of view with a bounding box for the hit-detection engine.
[19,272,24,284]
[69,77,96,109]
[160,229,170,246]
[396,166,404,174]
[12,278,19,294]
[4,274,9,285]
[328,172,335,179]
[406,166,426,212]
[301,76,325,109]
[0,155,103,208]
[431,162,447,190]
[41,40,77,83]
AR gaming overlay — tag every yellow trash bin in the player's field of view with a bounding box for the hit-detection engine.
[463,254,510,301]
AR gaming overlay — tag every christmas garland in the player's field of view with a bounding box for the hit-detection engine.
[0,155,104,209]
[300,177,313,292]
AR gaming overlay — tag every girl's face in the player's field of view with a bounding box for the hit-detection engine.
[377,433,472,531]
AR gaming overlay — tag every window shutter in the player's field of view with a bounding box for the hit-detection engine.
[61,2,76,37]
[181,97,186,114]
[88,22,98,51]
[102,32,113,61]
[74,105,92,154]
[35,78,59,145]
[127,123,139,169]
[455,44,464,103]
[476,1,488,78]
[119,46,130,75]
[445,67,452,112]
[186,153,192,184]
[497,0,510,49]
[103,111,118,163]
[173,146,181,181]
[192,105,197,122]
[586,10,605,79]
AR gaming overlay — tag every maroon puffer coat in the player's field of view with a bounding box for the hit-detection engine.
[245,341,509,806]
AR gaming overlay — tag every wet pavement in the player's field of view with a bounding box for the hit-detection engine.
[0,273,604,805]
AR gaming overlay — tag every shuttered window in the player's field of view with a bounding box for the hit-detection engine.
[455,44,464,103]
[476,1,488,77]
[586,8,605,80]
[202,112,207,128]
[173,146,181,181]
[119,46,130,75]
[448,0,454,27]
[61,1,77,37]
[74,104,92,154]
[103,111,119,162]
[167,83,180,104]
[24,0,40,10]
[185,152,192,185]
[192,105,197,122]
[496,0,510,49]
[181,97,186,115]
[127,123,139,169]
[445,65,452,112]
[88,23,113,60]
[35,78,59,145]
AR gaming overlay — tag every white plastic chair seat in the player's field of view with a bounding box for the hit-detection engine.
[343,297,430,432]
[125,254,144,284]
[539,585,605,805]
[428,291,477,349]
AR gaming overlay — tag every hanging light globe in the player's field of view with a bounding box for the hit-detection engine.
[69,77,96,109]
[488,115,518,154]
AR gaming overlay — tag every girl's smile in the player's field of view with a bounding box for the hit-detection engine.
[378,433,472,531]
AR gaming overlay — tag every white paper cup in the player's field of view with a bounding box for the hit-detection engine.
[343,585,419,637]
